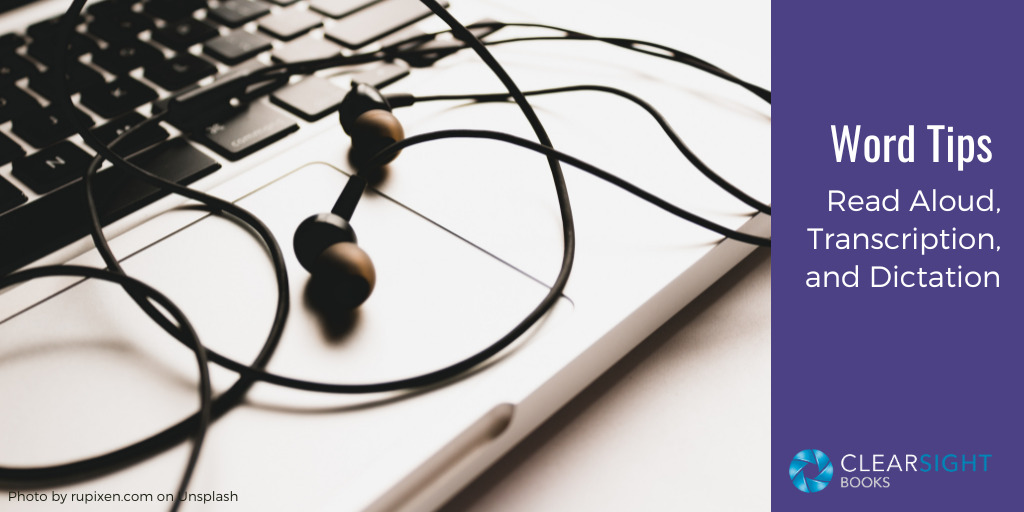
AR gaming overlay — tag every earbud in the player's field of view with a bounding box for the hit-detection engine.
[294,175,376,309]
[339,82,405,167]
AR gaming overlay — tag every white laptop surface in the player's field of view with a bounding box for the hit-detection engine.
[0,0,770,510]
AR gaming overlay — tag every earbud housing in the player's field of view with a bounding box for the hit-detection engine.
[339,82,405,165]
[294,213,376,308]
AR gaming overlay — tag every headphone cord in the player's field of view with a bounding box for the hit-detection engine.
[1,0,768,501]
[379,21,770,103]
[0,0,289,498]
[404,84,771,215]
[0,264,212,511]
[374,130,771,246]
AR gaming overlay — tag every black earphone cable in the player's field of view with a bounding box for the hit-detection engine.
[404,84,771,214]
[2,0,289,493]
[57,124,770,398]
[471,22,771,103]
[375,130,771,246]
[51,105,768,400]
[0,0,768,500]
[109,3,578,395]
[373,21,770,103]
[229,20,771,125]
[0,266,212,511]
[111,0,578,396]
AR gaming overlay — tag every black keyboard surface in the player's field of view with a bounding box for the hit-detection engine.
[0,0,456,276]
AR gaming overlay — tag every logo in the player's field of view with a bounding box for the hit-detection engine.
[790,449,834,493]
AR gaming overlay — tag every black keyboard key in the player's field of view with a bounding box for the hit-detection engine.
[29,63,106,100]
[211,58,289,97]
[196,101,297,160]
[12,106,95,148]
[92,112,170,156]
[144,53,217,92]
[0,138,220,275]
[0,132,26,166]
[208,0,272,28]
[216,57,274,81]
[271,34,341,63]
[87,0,139,16]
[12,141,93,194]
[0,34,26,52]
[259,9,322,40]
[324,0,447,49]
[144,0,207,20]
[0,86,41,123]
[80,76,157,118]
[96,138,220,216]
[0,53,37,85]
[93,40,165,74]
[204,30,272,64]
[88,11,155,42]
[310,0,376,19]
[0,175,26,214]
[151,17,220,51]
[150,59,286,131]
[27,17,83,41]
[26,34,99,65]
[270,76,346,121]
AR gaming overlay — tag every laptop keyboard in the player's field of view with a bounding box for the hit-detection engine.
[0,0,452,275]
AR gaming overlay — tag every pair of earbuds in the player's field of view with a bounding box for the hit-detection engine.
[292,72,773,310]
[293,82,405,310]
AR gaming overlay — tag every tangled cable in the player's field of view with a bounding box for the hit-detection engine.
[0,1,769,508]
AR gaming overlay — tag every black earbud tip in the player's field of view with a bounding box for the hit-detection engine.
[339,82,391,134]
[293,213,356,272]
[307,241,376,309]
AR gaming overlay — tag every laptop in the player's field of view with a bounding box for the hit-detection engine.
[0,0,771,510]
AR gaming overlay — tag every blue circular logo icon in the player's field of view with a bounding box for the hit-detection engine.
[790,449,833,493]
